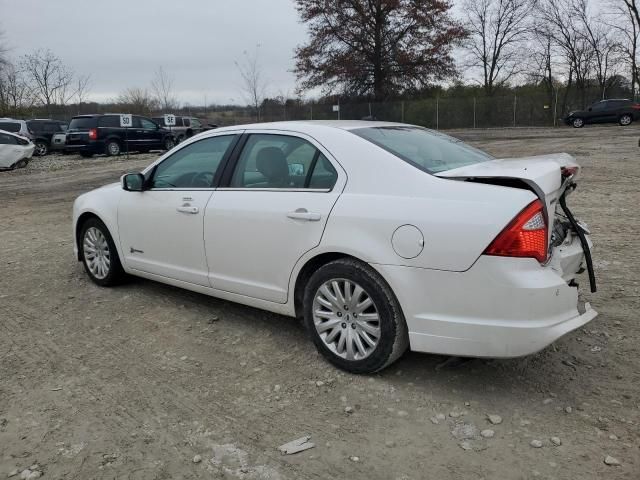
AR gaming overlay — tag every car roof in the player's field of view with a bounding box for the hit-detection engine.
[212,120,413,134]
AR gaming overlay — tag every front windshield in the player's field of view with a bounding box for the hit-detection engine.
[352,126,493,174]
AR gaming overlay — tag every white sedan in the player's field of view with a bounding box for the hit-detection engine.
[72,121,597,373]
[0,129,35,170]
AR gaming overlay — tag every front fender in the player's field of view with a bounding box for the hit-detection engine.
[72,183,124,262]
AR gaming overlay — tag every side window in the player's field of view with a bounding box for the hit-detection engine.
[151,135,236,189]
[183,118,191,127]
[591,101,606,111]
[191,119,201,128]
[132,117,142,128]
[140,118,156,129]
[0,133,18,145]
[99,116,120,128]
[229,134,336,189]
[308,154,338,189]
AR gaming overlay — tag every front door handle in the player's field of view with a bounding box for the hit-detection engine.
[287,208,321,222]
[177,205,199,214]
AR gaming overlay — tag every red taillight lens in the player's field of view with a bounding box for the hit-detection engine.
[88,128,98,140]
[631,104,640,110]
[484,199,548,263]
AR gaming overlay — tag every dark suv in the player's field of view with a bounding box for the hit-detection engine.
[564,99,640,128]
[26,119,68,156]
[65,114,176,157]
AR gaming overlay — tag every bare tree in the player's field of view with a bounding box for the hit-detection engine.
[537,0,596,109]
[20,49,74,115]
[235,47,267,121]
[74,74,92,114]
[575,0,619,99]
[151,66,178,111]
[463,0,535,95]
[0,26,8,70]
[116,87,156,114]
[609,0,639,97]
[0,62,36,116]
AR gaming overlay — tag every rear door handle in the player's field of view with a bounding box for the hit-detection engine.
[287,209,321,222]
[177,206,199,214]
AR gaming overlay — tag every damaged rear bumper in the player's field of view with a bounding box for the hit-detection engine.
[373,253,598,358]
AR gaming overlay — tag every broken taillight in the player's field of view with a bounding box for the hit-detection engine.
[561,166,578,177]
[88,128,98,140]
[484,199,548,263]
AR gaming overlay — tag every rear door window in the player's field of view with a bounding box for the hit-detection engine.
[98,116,120,128]
[0,122,21,133]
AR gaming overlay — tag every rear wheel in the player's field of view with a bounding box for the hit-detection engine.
[79,218,125,286]
[303,258,409,374]
[619,114,632,126]
[164,137,175,151]
[34,141,49,156]
[105,140,121,156]
[572,117,584,128]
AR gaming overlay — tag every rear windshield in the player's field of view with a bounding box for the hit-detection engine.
[68,117,97,130]
[352,126,493,174]
[0,122,21,133]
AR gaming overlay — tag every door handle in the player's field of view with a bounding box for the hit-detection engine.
[176,205,199,214]
[287,209,321,222]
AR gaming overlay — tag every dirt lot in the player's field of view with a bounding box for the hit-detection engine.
[1,126,639,480]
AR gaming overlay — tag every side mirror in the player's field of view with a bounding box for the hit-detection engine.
[122,172,145,191]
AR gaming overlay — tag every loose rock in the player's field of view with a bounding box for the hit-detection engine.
[192,455,202,464]
[344,406,354,414]
[8,469,18,478]
[349,456,360,462]
[480,429,495,438]
[550,437,562,446]
[604,455,621,466]
[565,406,573,414]
[487,414,502,425]
[530,440,543,448]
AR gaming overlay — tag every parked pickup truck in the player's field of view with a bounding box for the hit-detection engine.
[152,116,214,143]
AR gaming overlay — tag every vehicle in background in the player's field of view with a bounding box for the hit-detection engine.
[72,121,597,373]
[52,131,67,152]
[26,119,68,156]
[0,118,33,141]
[0,129,35,170]
[564,99,640,128]
[151,116,212,143]
[65,114,176,157]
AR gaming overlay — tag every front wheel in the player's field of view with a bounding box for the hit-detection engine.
[79,218,125,286]
[572,117,584,128]
[619,114,632,126]
[303,258,409,374]
[34,141,49,156]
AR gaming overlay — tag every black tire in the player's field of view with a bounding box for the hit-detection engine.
[177,134,185,144]
[12,159,28,170]
[303,258,409,374]
[80,152,94,158]
[105,140,121,156]
[619,114,633,126]
[79,217,125,287]
[34,140,49,156]
[572,117,584,128]
[164,137,175,151]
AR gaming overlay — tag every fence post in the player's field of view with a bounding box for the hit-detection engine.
[513,94,517,127]
[401,101,405,123]
[310,104,313,120]
[368,102,372,118]
[553,87,558,127]
[436,96,439,130]
[473,97,476,129]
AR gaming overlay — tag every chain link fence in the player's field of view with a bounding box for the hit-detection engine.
[225,87,636,129]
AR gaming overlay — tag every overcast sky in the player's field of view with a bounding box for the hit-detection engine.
[0,0,309,105]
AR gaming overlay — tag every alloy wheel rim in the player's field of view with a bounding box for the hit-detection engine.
[109,143,119,155]
[313,279,381,361]
[621,116,631,125]
[83,227,111,279]
[574,119,583,127]
[35,143,47,155]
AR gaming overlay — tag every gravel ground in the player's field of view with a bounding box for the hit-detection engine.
[1,126,639,479]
